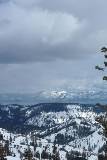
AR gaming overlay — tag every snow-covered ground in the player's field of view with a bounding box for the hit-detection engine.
[0,104,106,160]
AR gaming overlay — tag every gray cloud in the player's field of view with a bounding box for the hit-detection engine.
[0,0,102,63]
[0,0,106,93]
[0,59,102,93]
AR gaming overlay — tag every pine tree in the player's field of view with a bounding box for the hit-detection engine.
[96,46,107,160]
[23,148,33,160]
[52,144,60,160]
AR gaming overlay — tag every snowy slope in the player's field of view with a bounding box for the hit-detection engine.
[0,103,106,160]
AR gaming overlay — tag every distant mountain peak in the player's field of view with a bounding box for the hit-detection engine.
[41,90,67,98]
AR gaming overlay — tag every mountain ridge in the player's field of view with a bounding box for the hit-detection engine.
[0,89,107,104]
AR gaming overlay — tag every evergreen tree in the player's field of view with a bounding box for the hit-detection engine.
[52,144,60,160]
[23,148,33,160]
[96,47,107,160]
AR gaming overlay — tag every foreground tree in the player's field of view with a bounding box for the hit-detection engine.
[95,47,107,160]
[95,47,107,78]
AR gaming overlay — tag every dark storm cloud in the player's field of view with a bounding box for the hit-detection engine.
[0,0,104,63]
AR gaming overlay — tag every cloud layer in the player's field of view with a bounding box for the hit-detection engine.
[0,0,107,64]
[0,0,107,92]
[0,0,92,63]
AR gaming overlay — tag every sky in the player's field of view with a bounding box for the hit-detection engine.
[0,0,107,93]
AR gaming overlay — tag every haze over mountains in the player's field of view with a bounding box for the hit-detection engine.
[1,87,107,104]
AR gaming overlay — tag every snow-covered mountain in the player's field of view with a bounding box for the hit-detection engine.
[1,88,107,104]
[0,103,106,160]
[37,89,107,104]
